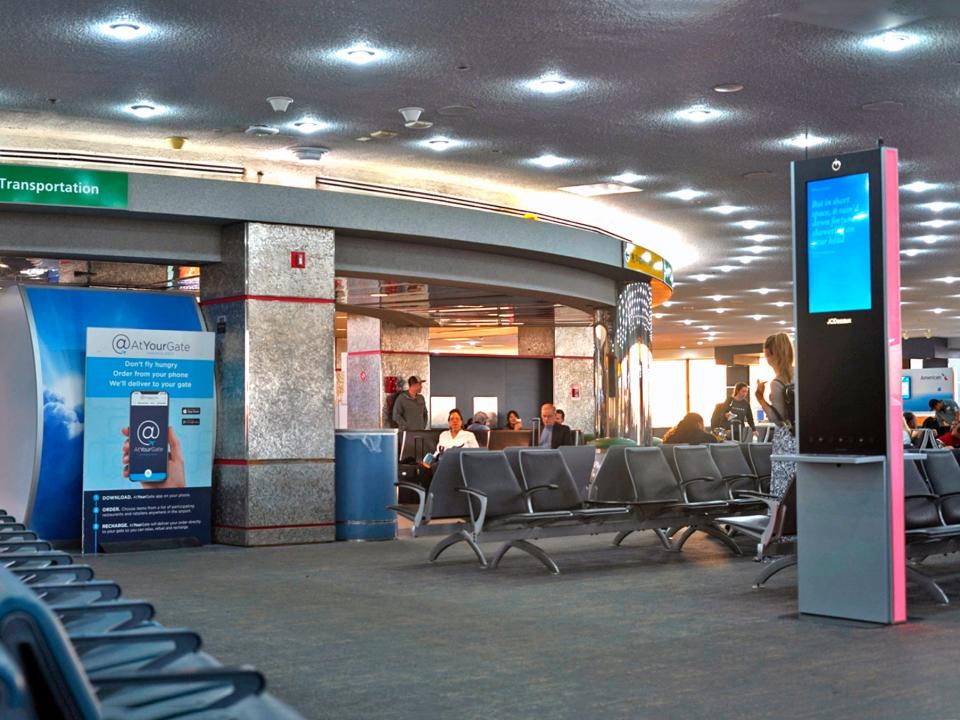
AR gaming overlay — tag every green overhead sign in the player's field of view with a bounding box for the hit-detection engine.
[0,164,128,209]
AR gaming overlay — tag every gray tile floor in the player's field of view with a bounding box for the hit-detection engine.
[85,532,960,720]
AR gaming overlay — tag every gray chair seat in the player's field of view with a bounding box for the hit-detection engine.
[717,514,768,535]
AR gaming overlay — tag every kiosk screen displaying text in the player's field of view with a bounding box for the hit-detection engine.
[807,172,871,314]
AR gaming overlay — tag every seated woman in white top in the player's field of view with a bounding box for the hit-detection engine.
[437,408,480,451]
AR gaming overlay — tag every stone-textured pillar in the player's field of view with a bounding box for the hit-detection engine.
[553,326,596,434]
[518,327,554,356]
[200,222,335,546]
[346,319,430,428]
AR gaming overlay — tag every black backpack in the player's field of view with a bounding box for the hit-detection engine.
[770,378,796,435]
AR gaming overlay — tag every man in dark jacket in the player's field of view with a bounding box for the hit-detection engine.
[392,375,429,430]
[538,403,573,448]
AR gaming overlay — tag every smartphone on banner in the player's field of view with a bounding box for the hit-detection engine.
[129,391,169,482]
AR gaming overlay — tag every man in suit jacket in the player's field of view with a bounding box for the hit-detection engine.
[538,403,573,448]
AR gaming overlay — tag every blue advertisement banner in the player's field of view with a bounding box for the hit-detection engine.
[22,287,204,541]
[82,328,215,553]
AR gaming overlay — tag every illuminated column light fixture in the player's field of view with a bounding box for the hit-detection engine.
[425,137,452,151]
[677,107,717,123]
[102,20,148,40]
[866,32,919,52]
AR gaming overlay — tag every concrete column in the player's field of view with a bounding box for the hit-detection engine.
[554,326,595,434]
[346,318,430,428]
[518,327,554,356]
[200,222,336,546]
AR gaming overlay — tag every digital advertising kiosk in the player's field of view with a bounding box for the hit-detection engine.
[789,147,905,624]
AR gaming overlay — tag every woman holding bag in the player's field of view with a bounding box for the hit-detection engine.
[754,332,796,498]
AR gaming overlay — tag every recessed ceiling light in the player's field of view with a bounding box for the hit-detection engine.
[425,137,452,151]
[528,74,575,94]
[921,201,957,213]
[745,245,769,254]
[743,233,777,242]
[750,314,768,321]
[710,205,744,215]
[530,154,569,168]
[786,133,827,148]
[713,83,744,93]
[681,319,695,325]
[611,172,644,184]
[866,32,919,53]
[901,249,923,257]
[293,119,327,133]
[772,301,789,308]
[653,312,667,319]
[697,341,704,346]
[736,256,755,264]
[921,219,953,229]
[667,188,706,201]
[127,103,160,119]
[245,124,279,136]
[337,45,382,64]
[751,288,774,295]
[102,20,147,40]
[369,292,389,297]
[707,294,730,302]
[778,320,788,325]
[661,301,674,307]
[902,180,938,193]
[935,277,960,284]
[930,307,948,314]
[677,107,716,123]
[916,235,943,244]
[713,308,730,314]
[736,220,763,229]
[559,182,642,197]
[717,265,735,273]
[691,274,713,282]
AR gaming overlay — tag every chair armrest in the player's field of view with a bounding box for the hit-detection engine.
[680,476,720,487]
[56,600,155,631]
[521,484,559,499]
[0,540,52,552]
[72,629,202,672]
[12,565,96,584]
[456,488,488,533]
[93,666,265,710]
[2,551,74,568]
[32,581,122,605]
[722,473,758,482]
[0,531,36,541]
[733,490,779,511]
[393,481,428,528]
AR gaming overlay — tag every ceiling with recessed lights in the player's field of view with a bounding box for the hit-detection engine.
[1,1,960,349]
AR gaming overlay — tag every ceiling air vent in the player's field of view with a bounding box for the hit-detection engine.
[0,148,244,176]
[290,146,330,162]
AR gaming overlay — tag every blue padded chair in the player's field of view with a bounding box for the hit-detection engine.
[0,566,304,719]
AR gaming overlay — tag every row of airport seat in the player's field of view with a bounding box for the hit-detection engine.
[0,510,303,719]
[389,443,775,573]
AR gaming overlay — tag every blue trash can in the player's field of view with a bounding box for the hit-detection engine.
[335,430,398,541]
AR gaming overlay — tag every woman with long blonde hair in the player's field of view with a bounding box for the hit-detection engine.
[755,332,795,497]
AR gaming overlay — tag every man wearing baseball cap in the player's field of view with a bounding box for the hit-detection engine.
[392,375,429,430]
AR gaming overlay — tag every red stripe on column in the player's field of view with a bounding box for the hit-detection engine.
[200,294,335,306]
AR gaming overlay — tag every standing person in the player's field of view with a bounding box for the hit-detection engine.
[506,410,523,430]
[710,383,756,438]
[538,403,573,448]
[754,333,796,498]
[391,375,428,431]
[930,398,959,430]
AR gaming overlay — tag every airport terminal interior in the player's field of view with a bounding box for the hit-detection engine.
[5,2,960,718]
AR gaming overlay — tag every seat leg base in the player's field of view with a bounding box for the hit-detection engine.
[699,523,743,556]
[754,554,797,588]
[906,565,950,605]
[612,530,635,547]
[491,539,560,574]
[429,530,487,567]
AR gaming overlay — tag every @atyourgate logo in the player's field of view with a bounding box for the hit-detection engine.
[137,420,161,447]
[112,333,131,354]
